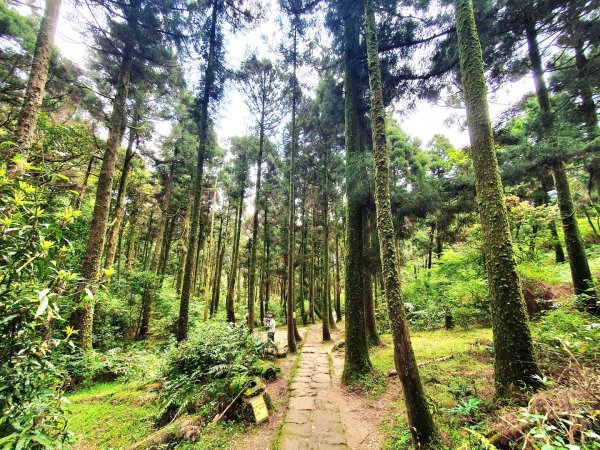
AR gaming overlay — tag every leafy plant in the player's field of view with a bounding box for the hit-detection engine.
[448,398,483,416]
[158,322,276,424]
[0,164,78,448]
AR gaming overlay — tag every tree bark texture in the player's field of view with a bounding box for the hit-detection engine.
[342,1,371,383]
[525,18,598,314]
[454,0,542,395]
[365,2,437,446]
[286,25,299,353]
[15,0,62,157]
[72,39,134,350]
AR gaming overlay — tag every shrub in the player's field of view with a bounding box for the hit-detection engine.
[0,163,78,448]
[533,307,600,369]
[56,346,163,387]
[402,246,489,330]
[158,322,277,423]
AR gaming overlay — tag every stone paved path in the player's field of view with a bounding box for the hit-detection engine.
[279,326,348,450]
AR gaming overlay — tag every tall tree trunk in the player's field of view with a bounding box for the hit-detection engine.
[211,211,226,316]
[364,214,379,344]
[248,120,265,331]
[265,225,271,315]
[14,0,61,166]
[427,223,435,269]
[574,42,598,139]
[455,0,542,395]
[226,191,244,323]
[126,212,138,271]
[286,25,299,353]
[525,18,598,314]
[105,112,139,271]
[72,38,134,350]
[176,201,192,294]
[203,181,218,321]
[323,172,331,340]
[553,163,598,313]
[300,185,308,325]
[323,145,333,338]
[334,233,342,321]
[342,2,371,383]
[309,226,316,324]
[159,214,175,284]
[574,41,600,197]
[549,220,566,263]
[177,1,218,342]
[365,2,437,445]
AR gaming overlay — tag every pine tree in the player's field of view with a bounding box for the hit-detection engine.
[237,56,284,330]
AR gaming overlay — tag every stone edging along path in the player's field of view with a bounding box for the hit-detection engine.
[278,325,349,450]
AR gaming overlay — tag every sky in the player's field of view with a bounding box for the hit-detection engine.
[50,0,536,151]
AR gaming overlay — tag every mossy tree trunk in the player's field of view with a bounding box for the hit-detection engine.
[454,0,542,395]
[342,1,371,383]
[334,233,342,321]
[364,214,380,345]
[322,147,331,341]
[177,1,218,342]
[364,2,437,446]
[286,25,299,353]
[525,18,598,315]
[72,38,134,350]
[14,0,61,166]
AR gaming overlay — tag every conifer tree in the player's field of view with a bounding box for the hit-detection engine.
[453,0,542,395]
[237,56,284,330]
[340,0,372,382]
[14,0,61,167]
[364,2,437,446]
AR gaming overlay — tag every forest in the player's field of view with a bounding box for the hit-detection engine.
[0,0,599,448]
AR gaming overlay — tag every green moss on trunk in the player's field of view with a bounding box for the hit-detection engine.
[364,1,437,446]
[453,0,542,396]
[342,1,371,383]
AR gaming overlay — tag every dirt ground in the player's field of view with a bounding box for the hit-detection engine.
[328,325,390,449]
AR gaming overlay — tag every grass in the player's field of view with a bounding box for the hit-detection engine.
[66,381,158,449]
[178,422,246,449]
[371,327,494,449]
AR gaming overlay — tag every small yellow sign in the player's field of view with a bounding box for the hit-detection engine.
[245,394,269,423]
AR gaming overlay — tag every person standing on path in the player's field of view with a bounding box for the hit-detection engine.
[266,313,276,342]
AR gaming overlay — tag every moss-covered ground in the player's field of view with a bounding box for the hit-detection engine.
[369,327,495,448]
[67,382,159,449]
